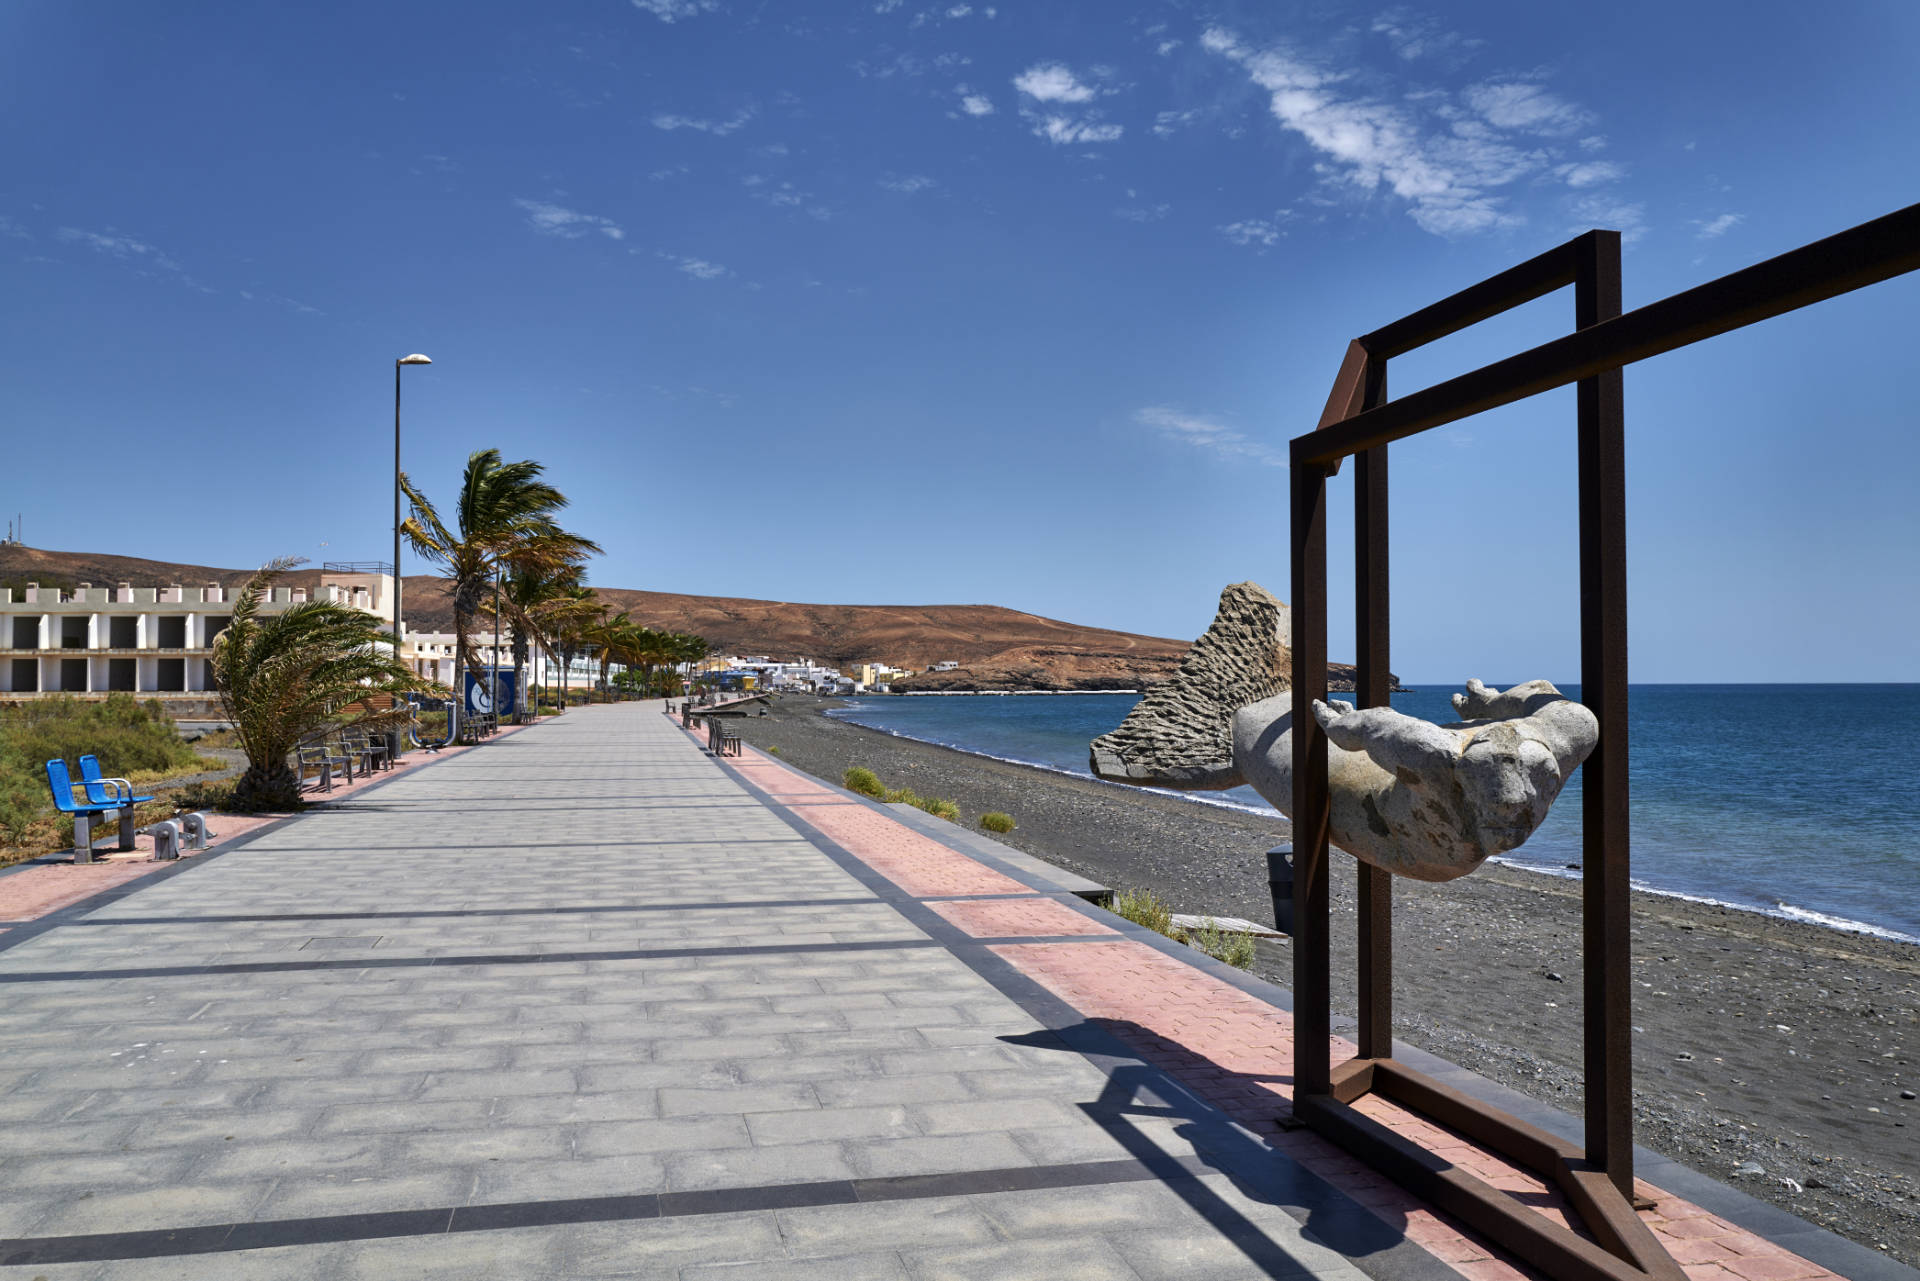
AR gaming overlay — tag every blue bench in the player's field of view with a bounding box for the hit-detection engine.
[44,758,136,865]
[79,754,155,809]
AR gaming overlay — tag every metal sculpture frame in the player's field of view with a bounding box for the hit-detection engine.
[1287,203,1920,1281]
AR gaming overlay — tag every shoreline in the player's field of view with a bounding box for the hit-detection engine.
[824,702,1920,947]
[727,693,1920,1265]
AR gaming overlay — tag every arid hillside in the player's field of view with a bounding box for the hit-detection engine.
[0,545,1200,686]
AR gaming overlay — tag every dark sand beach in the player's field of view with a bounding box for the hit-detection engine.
[725,693,1920,1266]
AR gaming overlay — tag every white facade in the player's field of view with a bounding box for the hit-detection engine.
[0,573,394,698]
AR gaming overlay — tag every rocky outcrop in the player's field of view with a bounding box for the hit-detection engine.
[1232,679,1598,882]
[1088,583,1292,789]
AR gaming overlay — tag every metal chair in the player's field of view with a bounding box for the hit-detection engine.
[43,759,132,864]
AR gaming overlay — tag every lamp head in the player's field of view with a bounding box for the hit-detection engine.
[398,354,433,365]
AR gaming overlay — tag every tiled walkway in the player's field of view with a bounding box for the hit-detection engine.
[0,704,1900,1280]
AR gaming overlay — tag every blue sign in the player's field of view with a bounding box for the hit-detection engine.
[464,668,517,717]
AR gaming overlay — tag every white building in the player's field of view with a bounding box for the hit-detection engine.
[0,567,397,702]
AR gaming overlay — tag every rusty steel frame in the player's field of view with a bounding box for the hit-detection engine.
[1287,202,1920,1281]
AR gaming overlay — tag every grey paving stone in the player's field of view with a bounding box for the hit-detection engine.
[843,1131,1033,1178]
[901,1235,1147,1281]
[558,1209,786,1275]
[680,1249,910,1281]
[657,1082,820,1116]
[746,1103,918,1145]
[776,1199,1002,1255]
[574,1114,752,1158]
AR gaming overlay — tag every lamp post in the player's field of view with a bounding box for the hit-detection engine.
[394,354,431,755]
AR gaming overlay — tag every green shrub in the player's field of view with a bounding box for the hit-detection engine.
[843,766,885,798]
[3,694,202,778]
[1112,887,1173,936]
[0,749,41,846]
[883,786,922,807]
[766,745,780,757]
[979,811,1015,834]
[917,797,960,822]
[1187,918,1258,970]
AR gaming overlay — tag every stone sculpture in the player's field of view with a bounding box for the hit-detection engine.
[1233,679,1597,881]
[1088,582,1289,789]
[1086,579,1597,881]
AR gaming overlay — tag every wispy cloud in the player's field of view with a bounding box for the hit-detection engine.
[1464,78,1591,136]
[1137,406,1285,467]
[1219,218,1286,247]
[658,252,731,279]
[1012,60,1123,145]
[56,225,217,292]
[1013,62,1097,104]
[1152,109,1199,137]
[1114,201,1170,222]
[1370,8,1483,63]
[1032,117,1123,145]
[1568,194,1647,243]
[514,199,624,240]
[1202,27,1623,238]
[1556,160,1623,189]
[1,215,33,240]
[630,0,718,22]
[879,174,938,193]
[1693,212,1744,239]
[746,178,833,220]
[957,90,994,116]
[652,107,754,135]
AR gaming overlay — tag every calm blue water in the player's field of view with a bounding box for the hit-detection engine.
[827,686,1920,943]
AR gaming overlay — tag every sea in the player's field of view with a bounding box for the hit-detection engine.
[826,685,1920,945]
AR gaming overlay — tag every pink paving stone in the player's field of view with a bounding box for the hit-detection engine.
[926,896,1119,939]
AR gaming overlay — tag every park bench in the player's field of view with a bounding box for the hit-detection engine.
[297,741,351,792]
[705,717,742,757]
[341,730,387,776]
[43,758,135,864]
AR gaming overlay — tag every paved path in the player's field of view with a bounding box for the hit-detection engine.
[0,704,1385,1280]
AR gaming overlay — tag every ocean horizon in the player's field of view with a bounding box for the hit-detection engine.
[827,683,1920,945]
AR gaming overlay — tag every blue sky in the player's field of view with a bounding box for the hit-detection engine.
[3,0,1916,682]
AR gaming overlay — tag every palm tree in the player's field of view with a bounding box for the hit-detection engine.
[481,563,599,720]
[212,558,436,810]
[401,450,599,732]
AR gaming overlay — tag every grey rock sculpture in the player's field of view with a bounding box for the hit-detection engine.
[1088,582,1289,789]
[1232,679,1598,881]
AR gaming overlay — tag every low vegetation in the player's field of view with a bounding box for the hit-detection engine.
[0,694,229,865]
[843,766,885,798]
[979,811,1016,834]
[1110,886,1258,970]
[840,766,960,821]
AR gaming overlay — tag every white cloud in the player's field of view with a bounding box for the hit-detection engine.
[1568,194,1647,243]
[651,107,753,135]
[659,252,731,279]
[1556,160,1623,188]
[57,227,181,269]
[959,92,994,116]
[1013,62,1097,103]
[1032,117,1123,145]
[1114,203,1170,222]
[514,199,624,240]
[1156,40,1182,56]
[630,0,718,21]
[946,4,971,16]
[0,215,29,239]
[1152,109,1199,137]
[1370,8,1482,62]
[879,174,938,193]
[1219,219,1283,247]
[1136,406,1285,467]
[1202,26,1619,237]
[1464,79,1591,135]
[1694,212,1744,240]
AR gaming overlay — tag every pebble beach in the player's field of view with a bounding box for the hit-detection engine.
[727,693,1920,1266]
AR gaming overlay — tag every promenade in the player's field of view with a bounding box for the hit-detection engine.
[0,704,1898,1280]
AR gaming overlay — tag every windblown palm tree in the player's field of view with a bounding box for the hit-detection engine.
[401,450,599,729]
[480,563,600,719]
[212,558,436,811]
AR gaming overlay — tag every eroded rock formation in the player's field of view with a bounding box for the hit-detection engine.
[1088,582,1291,789]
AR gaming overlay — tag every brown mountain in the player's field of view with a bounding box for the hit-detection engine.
[0,545,1359,690]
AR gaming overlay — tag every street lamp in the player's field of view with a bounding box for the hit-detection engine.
[395,354,431,753]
